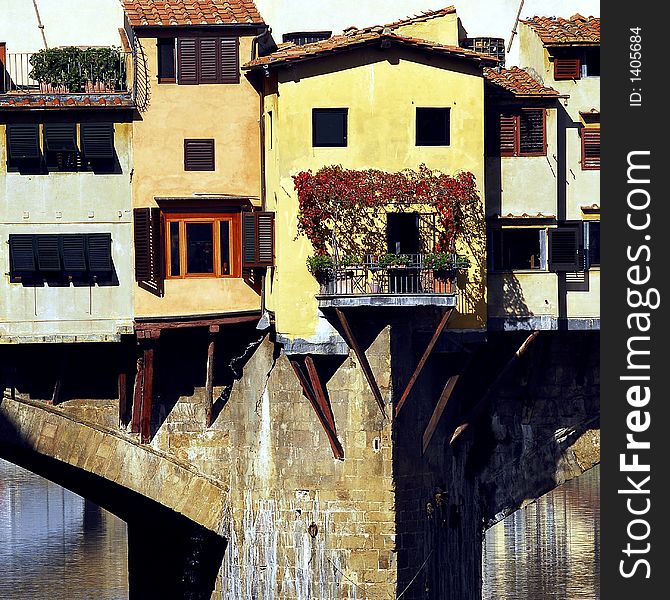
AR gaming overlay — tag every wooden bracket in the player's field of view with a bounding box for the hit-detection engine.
[130,341,156,443]
[290,357,344,460]
[422,374,460,454]
[335,308,386,418]
[395,309,453,417]
[130,353,144,434]
[450,331,540,445]
[205,330,217,427]
[118,371,128,428]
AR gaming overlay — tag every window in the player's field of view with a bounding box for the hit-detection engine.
[158,38,176,83]
[491,228,544,271]
[548,224,583,272]
[554,57,581,80]
[312,108,347,147]
[43,123,79,171]
[499,109,546,157]
[8,233,113,282]
[282,31,331,45]
[267,111,273,150]
[177,37,239,84]
[586,221,600,267]
[581,128,600,170]
[554,49,600,79]
[416,108,450,146]
[184,139,215,171]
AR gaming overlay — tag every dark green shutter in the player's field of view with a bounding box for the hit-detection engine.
[257,212,274,266]
[549,224,582,272]
[7,124,41,159]
[81,123,114,158]
[133,208,164,296]
[86,233,113,272]
[243,211,274,268]
[43,123,78,152]
[177,38,198,84]
[9,235,36,273]
[36,235,61,271]
[242,212,257,267]
[61,234,87,271]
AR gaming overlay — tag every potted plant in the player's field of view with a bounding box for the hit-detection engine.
[83,47,125,92]
[378,253,412,268]
[306,254,334,284]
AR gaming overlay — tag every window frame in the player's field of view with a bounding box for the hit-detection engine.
[157,37,177,84]
[585,221,600,268]
[164,212,241,280]
[312,108,348,147]
[499,108,547,157]
[491,227,548,272]
[415,107,451,147]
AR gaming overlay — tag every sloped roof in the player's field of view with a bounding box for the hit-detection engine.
[244,28,498,70]
[379,6,457,30]
[484,67,560,97]
[522,14,600,46]
[122,0,264,27]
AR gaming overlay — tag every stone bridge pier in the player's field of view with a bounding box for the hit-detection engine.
[0,318,599,599]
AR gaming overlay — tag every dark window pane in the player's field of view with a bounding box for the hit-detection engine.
[158,38,176,81]
[588,222,600,266]
[416,108,450,146]
[312,109,347,147]
[170,221,181,276]
[519,110,544,154]
[220,221,231,275]
[186,222,214,274]
[494,229,541,270]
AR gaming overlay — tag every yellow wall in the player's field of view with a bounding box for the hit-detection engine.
[132,33,262,318]
[393,13,460,46]
[262,48,487,341]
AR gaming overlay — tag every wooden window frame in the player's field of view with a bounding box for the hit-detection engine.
[164,213,241,280]
[581,127,600,170]
[157,38,177,84]
[499,109,547,157]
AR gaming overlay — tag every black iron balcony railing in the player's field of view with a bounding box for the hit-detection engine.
[1,51,133,95]
[318,254,463,297]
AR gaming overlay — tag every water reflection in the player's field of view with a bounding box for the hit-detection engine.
[483,465,600,600]
[0,458,128,600]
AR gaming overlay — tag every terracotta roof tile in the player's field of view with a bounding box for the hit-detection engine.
[484,67,560,97]
[522,14,600,46]
[122,1,264,27]
[244,30,498,70]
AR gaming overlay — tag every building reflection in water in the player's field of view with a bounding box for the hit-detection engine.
[0,458,129,600]
[483,464,600,600]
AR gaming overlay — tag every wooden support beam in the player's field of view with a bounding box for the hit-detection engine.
[395,309,453,417]
[130,354,144,434]
[205,331,217,427]
[49,351,68,406]
[335,308,386,418]
[450,331,540,445]
[304,355,336,432]
[140,344,154,444]
[422,374,460,455]
[290,359,344,460]
[118,371,128,428]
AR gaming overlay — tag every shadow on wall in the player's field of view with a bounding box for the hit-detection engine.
[457,196,487,327]
[490,272,532,317]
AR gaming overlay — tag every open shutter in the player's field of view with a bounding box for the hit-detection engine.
[36,235,61,271]
[9,235,36,274]
[554,58,581,80]
[43,123,78,152]
[177,38,198,84]
[87,233,113,272]
[81,123,114,159]
[220,37,239,83]
[133,208,164,296]
[581,128,600,169]
[242,211,275,268]
[549,224,582,272]
[7,124,41,160]
[61,234,87,271]
[499,114,517,157]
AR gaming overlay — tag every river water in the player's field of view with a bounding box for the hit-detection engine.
[0,458,598,599]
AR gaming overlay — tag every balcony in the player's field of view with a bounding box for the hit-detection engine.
[316,253,465,309]
[0,48,134,108]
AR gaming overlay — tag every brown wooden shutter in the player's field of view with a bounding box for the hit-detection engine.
[499,113,517,157]
[133,208,164,296]
[581,128,600,169]
[549,224,582,272]
[177,38,198,84]
[242,211,275,268]
[199,38,219,83]
[220,37,239,83]
[184,139,215,171]
[519,109,545,155]
[554,58,581,80]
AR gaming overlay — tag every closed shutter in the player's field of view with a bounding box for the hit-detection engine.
[184,139,215,171]
[499,114,517,157]
[554,58,581,80]
[87,233,113,272]
[242,211,275,268]
[519,109,545,155]
[7,124,41,160]
[199,38,219,83]
[81,123,114,158]
[36,235,61,271]
[581,128,600,169]
[133,207,164,296]
[177,38,198,84]
[9,235,36,273]
[43,123,78,152]
[549,224,582,272]
[61,234,87,271]
[220,37,239,83]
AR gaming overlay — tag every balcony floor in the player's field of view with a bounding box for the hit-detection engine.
[317,293,458,309]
